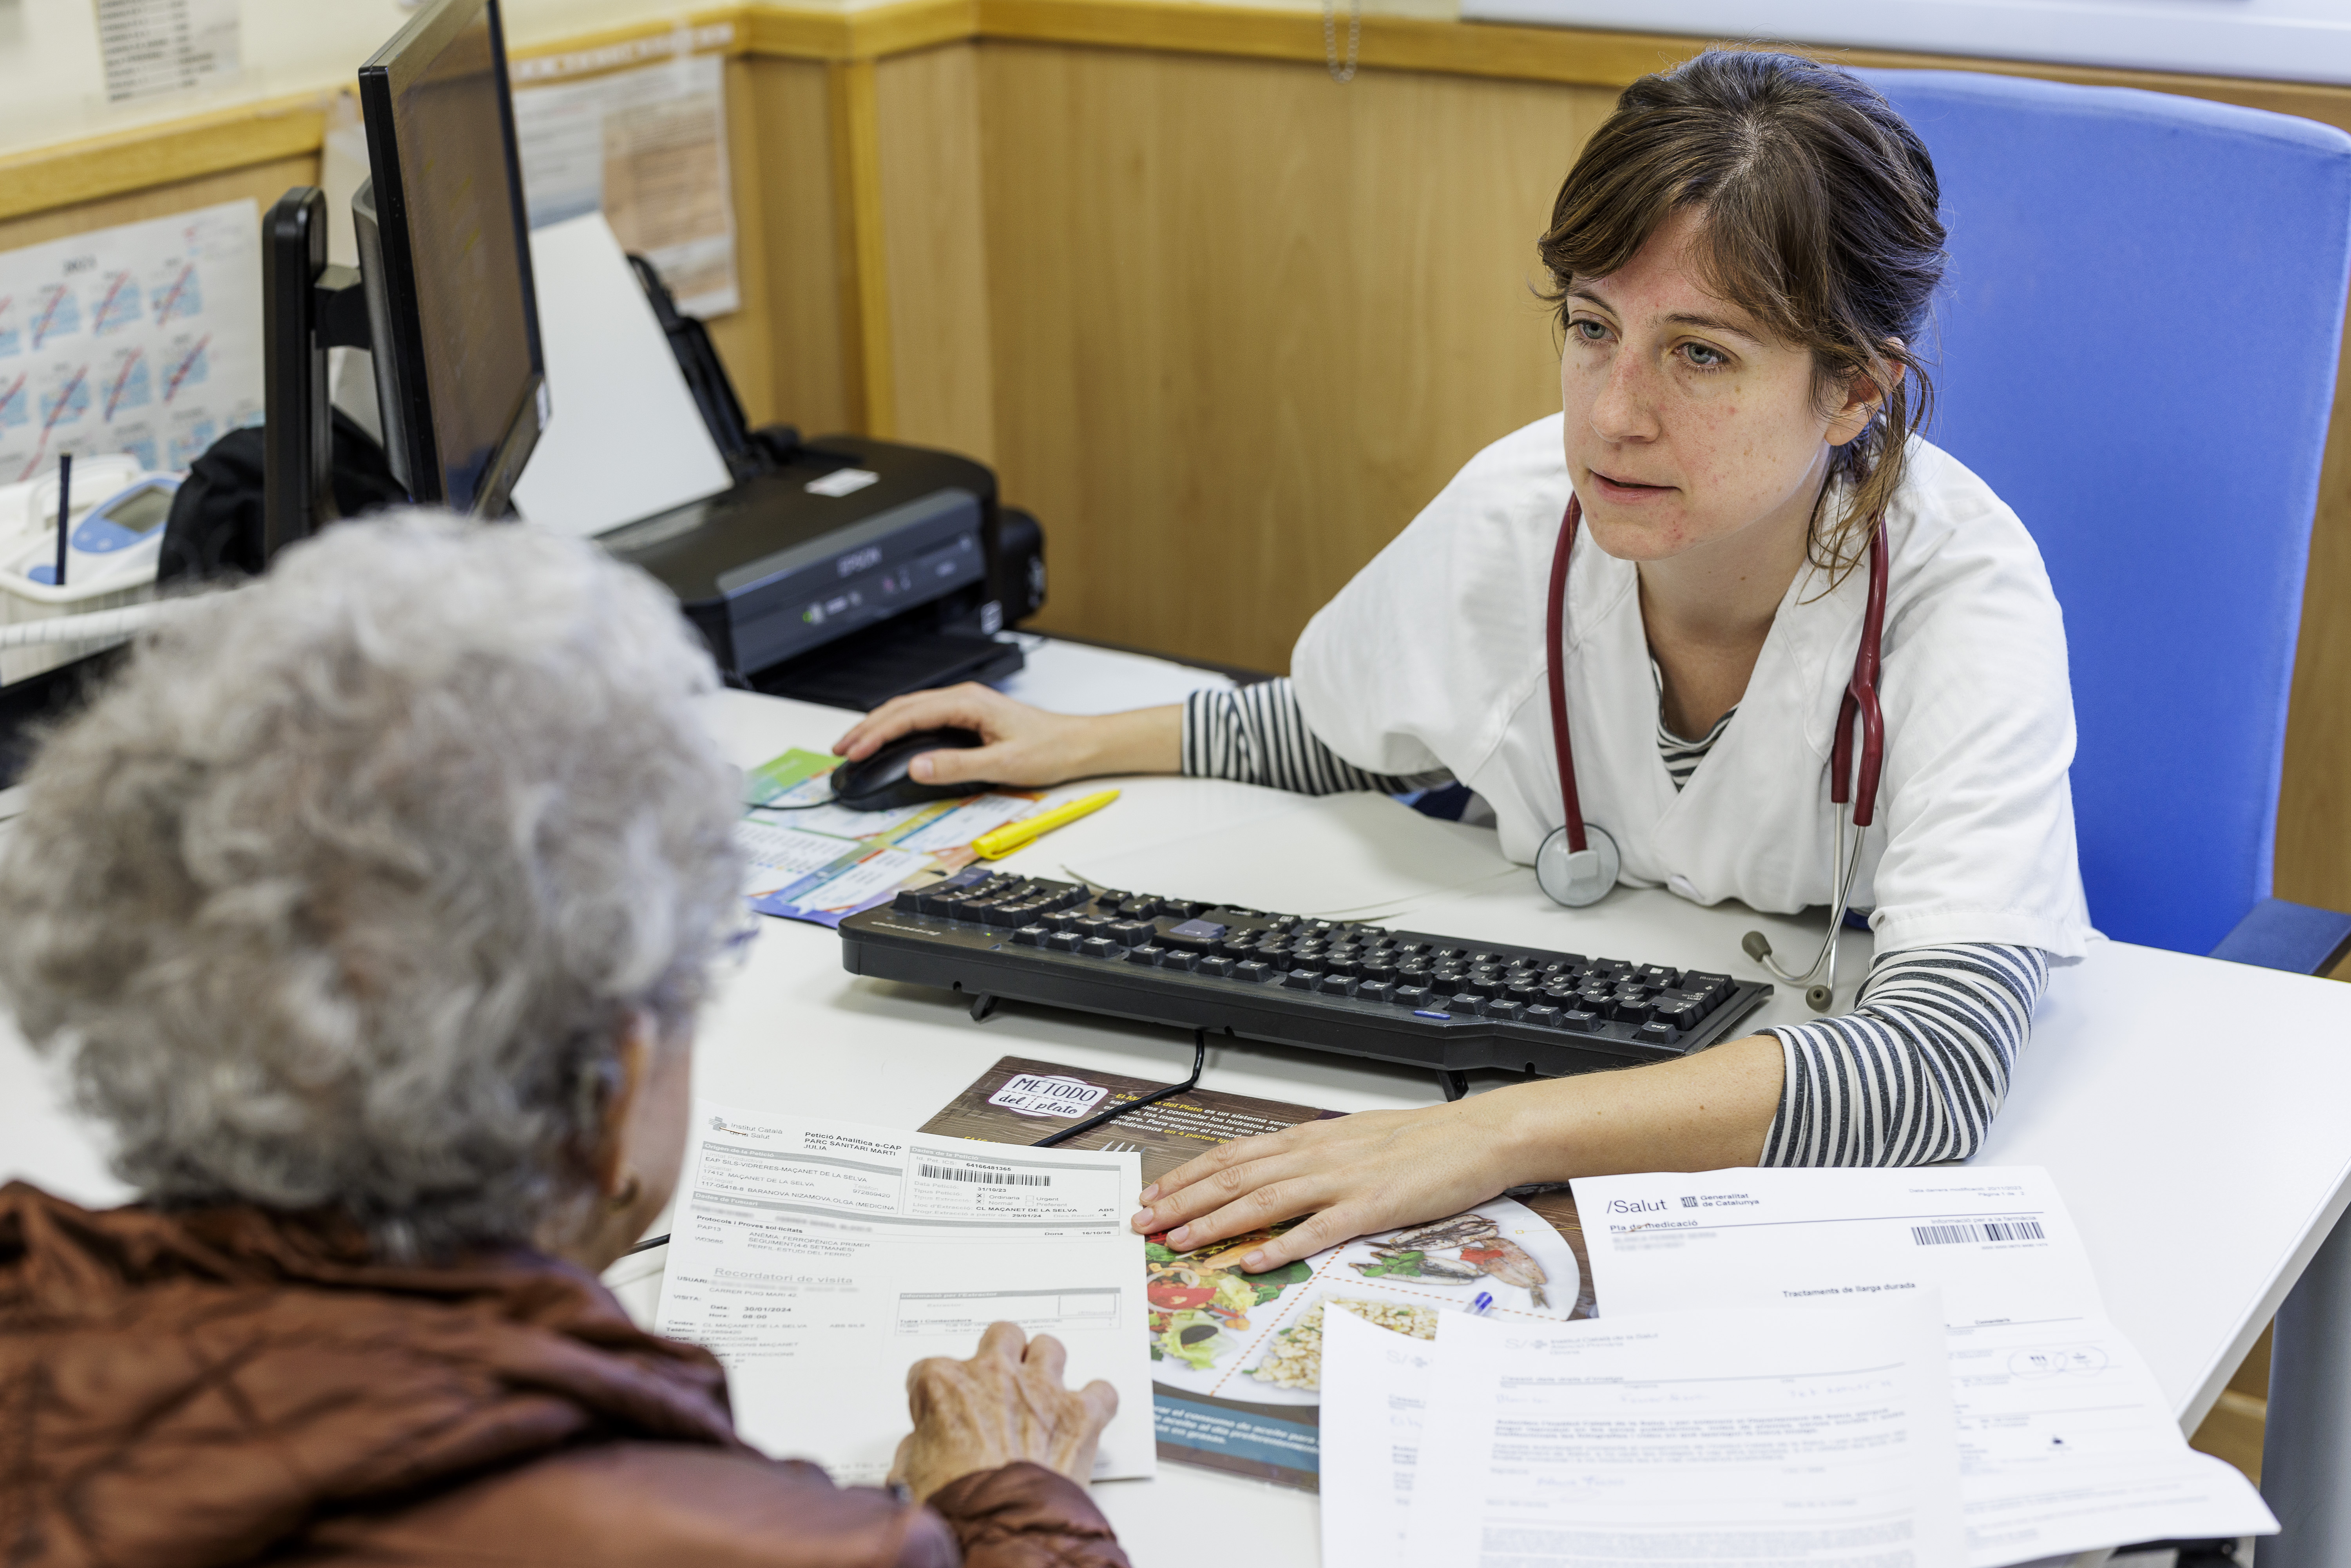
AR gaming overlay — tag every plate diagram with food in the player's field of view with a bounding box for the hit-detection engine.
[1145,1197,1578,1408]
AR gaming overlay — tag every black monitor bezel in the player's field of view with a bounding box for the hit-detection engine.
[355,0,544,516]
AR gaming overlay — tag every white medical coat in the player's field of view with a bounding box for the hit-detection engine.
[1291,414,2093,958]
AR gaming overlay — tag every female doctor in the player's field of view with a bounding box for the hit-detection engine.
[835,49,2092,1273]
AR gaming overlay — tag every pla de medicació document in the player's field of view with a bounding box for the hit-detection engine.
[1390,1296,1964,1566]
[1570,1166,2275,1567]
[654,1102,1154,1484]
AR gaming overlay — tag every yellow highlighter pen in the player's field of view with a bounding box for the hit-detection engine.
[972,788,1121,859]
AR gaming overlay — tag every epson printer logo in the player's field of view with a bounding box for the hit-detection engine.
[837,545,884,577]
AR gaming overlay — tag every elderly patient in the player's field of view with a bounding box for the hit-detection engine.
[0,515,1127,1567]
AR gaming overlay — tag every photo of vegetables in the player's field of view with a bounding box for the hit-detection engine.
[1144,1197,1578,1408]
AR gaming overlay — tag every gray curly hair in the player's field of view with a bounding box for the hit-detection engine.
[0,511,744,1259]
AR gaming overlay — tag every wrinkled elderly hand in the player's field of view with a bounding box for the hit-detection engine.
[889,1321,1119,1502]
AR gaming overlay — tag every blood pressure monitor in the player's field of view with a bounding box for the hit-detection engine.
[0,462,179,603]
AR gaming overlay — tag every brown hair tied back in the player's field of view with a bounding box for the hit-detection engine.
[1540,49,1948,581]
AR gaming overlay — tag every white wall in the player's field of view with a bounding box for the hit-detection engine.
[1460,0,2351,87]
[0,0,773,161]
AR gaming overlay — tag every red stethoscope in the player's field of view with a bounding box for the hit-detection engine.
[1534,494,1889,1010]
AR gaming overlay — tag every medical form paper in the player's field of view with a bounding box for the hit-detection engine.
[1572,1167,2275,1566]
[1399,1298,1964,1566]
[1318,1300,1436,1568]
[654,1103,1154,1485]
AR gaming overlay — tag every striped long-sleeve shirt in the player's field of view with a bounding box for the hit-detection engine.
[1181,679,2050,1167]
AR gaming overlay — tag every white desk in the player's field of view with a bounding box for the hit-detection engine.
[9,645,2351,1566]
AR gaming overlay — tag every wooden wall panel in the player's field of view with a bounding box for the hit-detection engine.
[743,56,853,436]
[704,56,781,430]
[0,155,318,255]
[876,43,998,465]
[977,42,1607,673]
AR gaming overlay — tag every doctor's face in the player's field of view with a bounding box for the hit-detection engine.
[1559,206,1874,563]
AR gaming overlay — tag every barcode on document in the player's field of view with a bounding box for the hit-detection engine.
[918,1162,1051,1187]
[1911,1220,2046,1246]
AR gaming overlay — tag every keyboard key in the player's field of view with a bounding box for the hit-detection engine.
[1283,969,1319,991]
[1317,974,1356,996]
[1110,921,1156,945]
[1651,994,1704,1030]
[1160,950,1198,971]
[1045,932,1081,952]
[1486,999,1524,1020]
[893,889,924,913]
[1359,961,1398,984]
[1523,1004,1561,1027]
[1561,1009,1603,1032]
[1453,992,1491,1013]
[1074,916,1112,936]
[985,904,1030,927]
[1234,960,1272,982]
[1611,997,1654,1024]
[1392,984,1430,1007]
[1196,956,1234,977]
[1014,925,1050,946]
[1080,937,1119,958]
[1635,964,1678,988]
[1357,980,1394,1003]
[1637,1021,1680,1046]
[1127,944,1166,965]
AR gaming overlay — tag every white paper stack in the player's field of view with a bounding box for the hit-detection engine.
[1322,1293,1965,1566]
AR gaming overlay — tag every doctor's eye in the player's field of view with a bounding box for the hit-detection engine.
[1569,316,1612,344]
[1679,340,1732,370]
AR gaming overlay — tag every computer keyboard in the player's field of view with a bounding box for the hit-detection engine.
[838,868,1773,1094]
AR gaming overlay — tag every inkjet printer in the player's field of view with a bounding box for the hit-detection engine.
[597,433,1044,711]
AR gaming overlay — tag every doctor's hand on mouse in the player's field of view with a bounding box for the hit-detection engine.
[1128,1034,1788,1272]
[834,683,1183,788]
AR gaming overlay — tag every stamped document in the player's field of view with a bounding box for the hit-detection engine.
[1397,1298,1965,1566]
[654,1103,1154,1484]
[1572,1167,2276,1566]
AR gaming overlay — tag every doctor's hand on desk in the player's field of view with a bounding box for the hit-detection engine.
[891,1321,1120,1503]
[1129,1036,1789,1271]
[835,684,1180,788]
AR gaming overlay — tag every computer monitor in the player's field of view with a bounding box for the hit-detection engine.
[353,0,543,518]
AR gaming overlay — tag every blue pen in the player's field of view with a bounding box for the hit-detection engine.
[1471,1291,1495,1315]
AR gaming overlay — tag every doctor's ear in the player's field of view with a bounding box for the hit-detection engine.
[1826,337,1903,447]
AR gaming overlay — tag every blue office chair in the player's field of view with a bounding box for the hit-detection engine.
[1857,70,2351,972]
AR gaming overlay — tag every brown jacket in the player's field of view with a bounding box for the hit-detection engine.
[0,1184,1130,1568]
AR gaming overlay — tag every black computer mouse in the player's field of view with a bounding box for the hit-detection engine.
[831,727,994,811]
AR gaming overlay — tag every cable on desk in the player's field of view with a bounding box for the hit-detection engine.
[620,1031,1204,1248]
[1033,1029,1208,1148]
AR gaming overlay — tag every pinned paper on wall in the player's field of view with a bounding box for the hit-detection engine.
[93,0,239,105]
[512,52,740,318]
[0,199,261,484]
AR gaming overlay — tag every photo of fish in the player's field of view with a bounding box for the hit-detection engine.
[1345,1213,1554,1309]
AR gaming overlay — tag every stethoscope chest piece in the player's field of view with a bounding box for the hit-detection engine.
[1536,821,1619,909]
